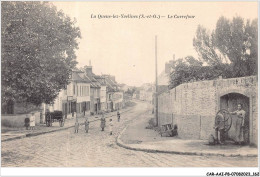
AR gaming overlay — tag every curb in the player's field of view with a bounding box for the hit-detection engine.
[2,107,133,142]
[1,134,26,142]
[116,123,258,158]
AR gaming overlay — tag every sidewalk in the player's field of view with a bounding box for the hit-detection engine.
[2,106,132,142]
[117,111,258,157]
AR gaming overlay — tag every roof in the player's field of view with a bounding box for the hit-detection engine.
[71,72,89,83]
[78,72,92,83]
[85,73,101,88]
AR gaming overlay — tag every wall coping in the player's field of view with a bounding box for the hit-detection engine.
[158,76,258,97]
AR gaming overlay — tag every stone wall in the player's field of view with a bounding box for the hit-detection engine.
[158,76,258,145]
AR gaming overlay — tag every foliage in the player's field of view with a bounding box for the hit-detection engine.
[214,16,258,77]
[169,56,233,89]
[169,16,257,89]
[1,2,81,105]
[125,88,136,96]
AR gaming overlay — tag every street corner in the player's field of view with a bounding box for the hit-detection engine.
[116,111,258,158]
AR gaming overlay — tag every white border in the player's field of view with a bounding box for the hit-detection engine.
[1,0,259,176]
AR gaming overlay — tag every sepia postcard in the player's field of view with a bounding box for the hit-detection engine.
[1,1,259,176]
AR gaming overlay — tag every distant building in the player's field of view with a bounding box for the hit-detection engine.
[158,59,174,86]
[103,74,124,111]
[139,83,154,103]
[133,90,140,99]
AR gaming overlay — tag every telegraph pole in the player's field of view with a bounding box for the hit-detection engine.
[155,36,158,126]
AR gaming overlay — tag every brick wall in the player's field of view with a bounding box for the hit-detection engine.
[158,76,258,145]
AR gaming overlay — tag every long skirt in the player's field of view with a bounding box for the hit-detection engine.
[235,118,244,143]
[30,121,35,127]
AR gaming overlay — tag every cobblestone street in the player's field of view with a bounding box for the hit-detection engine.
[1,101,257,167]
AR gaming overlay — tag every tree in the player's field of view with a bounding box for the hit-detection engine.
[193,16,257,77]
[169,56,233,89]
[170,16,257,89]
[214,16,258,77]
[193,25,223,66]
[1,2,81,106]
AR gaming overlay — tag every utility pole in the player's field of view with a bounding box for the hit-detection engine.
[155,36,158,126]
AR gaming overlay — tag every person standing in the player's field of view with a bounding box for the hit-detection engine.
[25,114,30,130]
[85,117,89,133]
[117,110,120,122]
[109,118,113,135]
[100,113,106,131]
[74,118,79,133]
[230,103,246,145]
[29,112,36,130]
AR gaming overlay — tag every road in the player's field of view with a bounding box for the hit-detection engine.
[1,101,257,167]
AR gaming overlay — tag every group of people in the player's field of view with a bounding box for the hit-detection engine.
[25,112,36,130]
[74,111,121,135]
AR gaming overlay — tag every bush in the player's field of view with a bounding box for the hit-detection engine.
[145,118,156,129]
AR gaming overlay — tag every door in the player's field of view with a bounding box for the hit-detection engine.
[63,103,67,119]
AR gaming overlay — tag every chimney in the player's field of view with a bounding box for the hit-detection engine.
[84,65,93,76]
[165,62,171,74]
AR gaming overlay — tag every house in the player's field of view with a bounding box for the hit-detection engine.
[84,65,101,115]
[133,90,140,99]
[94,75,107,112]
[139,83,154,103]
[103,74,124,111]
[51,68,91,119]
[158,57,174,86]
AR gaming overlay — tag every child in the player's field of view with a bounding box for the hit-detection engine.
[117,111,120,122]
[85,118,89,133]
[75,118,79,133]
[24,114,30,130]
[100,113,106,131]
[109,119,113,135]
[29,112,36,130]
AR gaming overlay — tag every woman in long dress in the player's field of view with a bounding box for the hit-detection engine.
[85,117,89,133]
[100,113,106,131]
[230,103,246,145]
[29,112,36,130]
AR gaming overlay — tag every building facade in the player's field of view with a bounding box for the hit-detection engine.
[52,69,91,119]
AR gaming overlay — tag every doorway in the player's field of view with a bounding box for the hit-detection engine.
[220,93,250,144]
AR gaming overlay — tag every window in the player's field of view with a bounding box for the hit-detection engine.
[87,86,89,96]
[80,86,82,96]
[73,84,76,95]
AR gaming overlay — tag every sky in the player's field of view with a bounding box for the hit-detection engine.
[53,1,257,87]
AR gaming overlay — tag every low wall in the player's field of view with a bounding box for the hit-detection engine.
[158,76,258,145]
[2,112,41,128]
